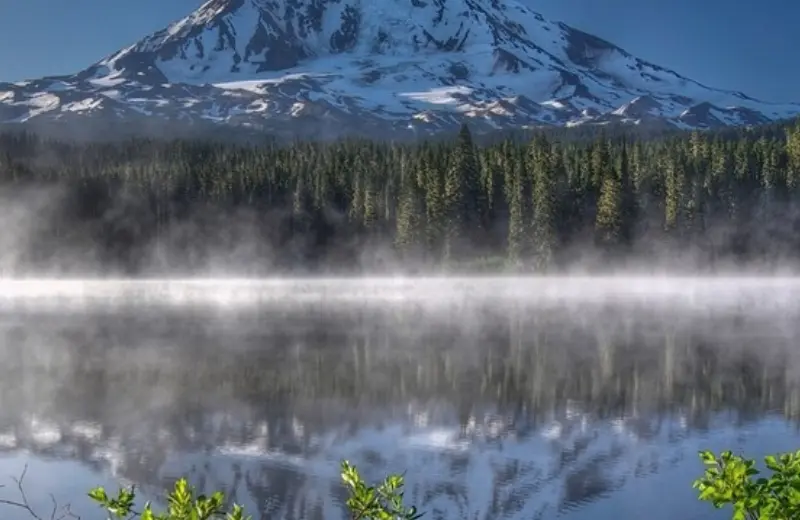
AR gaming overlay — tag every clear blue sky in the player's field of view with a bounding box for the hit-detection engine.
[0,0,798,102]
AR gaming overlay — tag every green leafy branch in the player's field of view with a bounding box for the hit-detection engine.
[340,461,422,520]
[694,449,800,520]
[85,461,423,520]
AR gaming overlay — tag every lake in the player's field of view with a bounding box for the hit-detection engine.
[1,277,799,520]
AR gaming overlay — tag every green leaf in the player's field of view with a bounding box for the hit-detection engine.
[700,450,718,465]
[766,455,781,471]
[88,487,109,504]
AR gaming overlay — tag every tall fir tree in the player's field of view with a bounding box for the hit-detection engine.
[594,138,621,248]
[595,170,622,248]
[505,156,527,269]
[664,153,685,233]
[787,122,800,191]
[423,158,445,260]
[395,167,423,256]
[618,140,638,246]
[443,124,481,262]
[530,135,557,271]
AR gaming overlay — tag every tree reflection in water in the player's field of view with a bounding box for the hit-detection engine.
[0,293,798,520]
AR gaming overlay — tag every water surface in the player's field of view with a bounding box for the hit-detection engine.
[0,277,799,520]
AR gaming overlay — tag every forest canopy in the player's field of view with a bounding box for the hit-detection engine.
[0,118,799,276]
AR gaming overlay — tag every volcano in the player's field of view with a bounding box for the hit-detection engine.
[1,0,798,140]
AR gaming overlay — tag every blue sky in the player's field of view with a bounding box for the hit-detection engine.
[0,0,798,102]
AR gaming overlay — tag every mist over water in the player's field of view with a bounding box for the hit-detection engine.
[1,277,800,520]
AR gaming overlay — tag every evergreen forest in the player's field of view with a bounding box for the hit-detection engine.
[1,119,800,275]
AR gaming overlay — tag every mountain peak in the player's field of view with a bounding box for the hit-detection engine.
[92,0,545,83]
[2,0,799,140]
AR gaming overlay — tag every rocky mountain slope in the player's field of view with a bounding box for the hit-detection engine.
[1,0,799,140]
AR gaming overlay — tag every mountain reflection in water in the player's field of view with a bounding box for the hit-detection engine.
[0,278,799,520]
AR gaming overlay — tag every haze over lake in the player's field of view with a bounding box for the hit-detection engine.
[1,277,799,520]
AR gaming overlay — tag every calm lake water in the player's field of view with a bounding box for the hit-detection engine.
[1,277,800,520]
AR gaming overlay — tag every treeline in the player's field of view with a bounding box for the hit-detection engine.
[0,119,799,274]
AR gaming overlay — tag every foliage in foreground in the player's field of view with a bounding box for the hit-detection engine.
[88,460,422,520]
[694,449,800,520]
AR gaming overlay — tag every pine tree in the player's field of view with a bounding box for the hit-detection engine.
[595,169,622,247]
[664,154,685,233]
[349,158,365,224]
[395,168,423,255]
[618,140,638,245]
[594,137,622,248]
[443,124,481,262]
[363,170,378,231]
[423,159,445,260]
[506,157,526,269]
[530,136,557,271]
[787,122,800,191]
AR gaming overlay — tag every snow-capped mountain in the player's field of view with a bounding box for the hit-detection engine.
[1,0,799,140]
